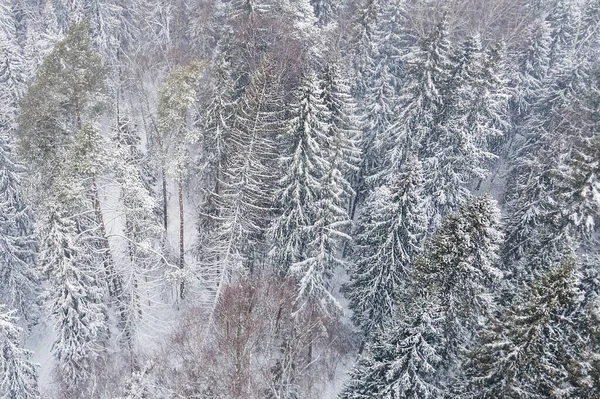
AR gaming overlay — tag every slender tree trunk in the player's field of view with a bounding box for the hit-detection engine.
[92,178,121,297]
[179,172,185,299]
[124,217,142,346]
[76,108,122,299]
[215,164,220,195]
[349,175,362,221]
[161,167,171,303]
[177,108,188,300]
[475,178,483,191]
[125,216,142,319]
[162,168,168,231]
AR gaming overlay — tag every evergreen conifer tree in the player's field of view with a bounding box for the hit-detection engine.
[350,0,410,213]
[199,49,236,201]
[384,16,453,174]
[0,132,39,325]
[0,0,25,108]
[292,141,351,313]
[341,195,503,398]
[414,195,503,373]
[339,294,444,399]
[38,174,108,395]
[0,2,39,325]
[310,0,338,26]
[320,61,361,208]
[0,305,40,399]
[269,70,330,274]
[502,56,597,284]
[18,21,106,171]
[461,260,599,398]
[198,58,284,326]
[345,157,426,337]
[195,48,237,264]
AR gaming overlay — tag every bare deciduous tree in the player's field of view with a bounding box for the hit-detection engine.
[151,274,350,398]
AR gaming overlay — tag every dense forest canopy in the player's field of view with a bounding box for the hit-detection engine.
[0,0,599,398]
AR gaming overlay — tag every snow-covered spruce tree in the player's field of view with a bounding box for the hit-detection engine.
[375,0,411,83]
[421,33,504,228]
[75,0,136,66]
[198,48,236,201]
[23,0,63,80]
[219,0,269,81]
[553,69,600,243]
[460,260,599,398]
[351,0,381,101]
[0,1,39,326]
[546,0,579,73]
[579,0,600,58]
[524,3,585,146]
[292,83,355,314]
[463,39,508,161]
[46,0,70,33]
[342,195,503,398]
[0,305,40,399]
[0,0,25,109]
[310,0,338,26]
[339,294,444,399]
[195,48,236,259]
[501,26,561,278]
[320,61,361,207]
[505,5,580,168]
[350,0,409,214]
[0,0,25,135]
[269,69,331,275]
[381,16,452,191]
[220,56,283,265]
[504,19,551,154]
[0,131,40,326]
[382,302,445,399]
[268,65,352,313]
[345,157,427,338]
[414,195,503,376]
[501,116,571,284]
[382,21,506,231]
[157,60,205,299]
[502,60,598,285]
[198,58,284,321]
[575,256,600,398]
[353,50,397,210]
[38,172,108,397]
[230,0,273,20]
[551,135,600,257]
